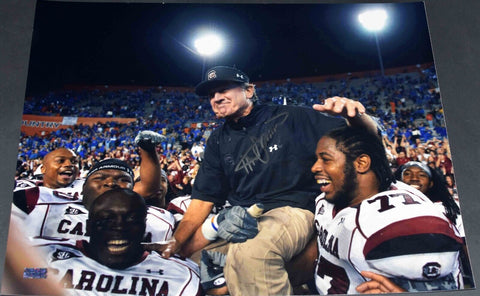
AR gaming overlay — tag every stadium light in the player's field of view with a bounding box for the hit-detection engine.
[358,9,388,76]
[194,33,224,79]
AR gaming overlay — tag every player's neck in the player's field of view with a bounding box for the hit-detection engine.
[349,173,379,206]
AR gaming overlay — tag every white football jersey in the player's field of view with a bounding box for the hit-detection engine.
[432,201,465,238]
[13,185,175,243]
[13,178,42,192]
[14,178,85,196]
[314,181,464,294]
[166,195,230,223]
[36,240,202,296]
[166,195,192,223]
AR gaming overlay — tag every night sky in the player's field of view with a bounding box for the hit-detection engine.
[25,1,434,96]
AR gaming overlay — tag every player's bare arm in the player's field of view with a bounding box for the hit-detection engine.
[313,96,379,135]
[286,236,318,287]
[133,131,163,198]
[162,199,214,258]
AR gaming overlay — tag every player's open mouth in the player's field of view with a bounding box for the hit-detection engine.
[316,178,332,191]
[409,184,421,190]
[59,171,74,177]
[107,240,130,254]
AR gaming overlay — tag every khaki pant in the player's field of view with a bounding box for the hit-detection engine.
[223,206,314,296]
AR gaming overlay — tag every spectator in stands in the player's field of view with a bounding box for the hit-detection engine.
[416,144,429,164]
[19,65,445,172]
[436,146,453,175]
[406,146,419,162]
[395,150,410,167]
[445,174,458,199]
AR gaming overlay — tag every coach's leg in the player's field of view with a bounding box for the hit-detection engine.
[224,206,314,296]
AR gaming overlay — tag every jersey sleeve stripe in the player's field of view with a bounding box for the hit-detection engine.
[365,233,462,259]
[363,216,463,257]
[166,203,185,215]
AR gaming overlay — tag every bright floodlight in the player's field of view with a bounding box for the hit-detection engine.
[194,33,223,57]
[358,9,388,32]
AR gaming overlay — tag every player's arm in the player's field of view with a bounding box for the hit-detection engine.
[180,225,213,258]
[133,131,163,198]
[162,198,214,258]
[313,96,379,136]
[286,236,318,287]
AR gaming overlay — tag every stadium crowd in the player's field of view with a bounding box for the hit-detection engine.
[16,65,458,202]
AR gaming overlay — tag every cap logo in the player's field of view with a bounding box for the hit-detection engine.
[207,70,217,81]
[236,73,244,79]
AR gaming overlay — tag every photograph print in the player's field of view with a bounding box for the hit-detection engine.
[2,1,475,295]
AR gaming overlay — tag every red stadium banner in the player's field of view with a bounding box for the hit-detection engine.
[21,114,137,136]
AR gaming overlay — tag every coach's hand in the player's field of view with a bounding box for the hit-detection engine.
[200,250,227,292]
[216,204,264,243]
[135,130,166,152]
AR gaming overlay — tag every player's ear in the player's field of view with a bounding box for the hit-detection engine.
[428,180,434,189]
[40,164,46,174]
[354,154,371,174]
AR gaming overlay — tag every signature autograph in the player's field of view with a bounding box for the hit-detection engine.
[234,112,289,174]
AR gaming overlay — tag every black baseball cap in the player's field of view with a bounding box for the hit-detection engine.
[195,66,249,96]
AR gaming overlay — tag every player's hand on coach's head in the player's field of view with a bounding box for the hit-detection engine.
[135,130,166,152]
[216,203,264,243]
[313,96,366,118]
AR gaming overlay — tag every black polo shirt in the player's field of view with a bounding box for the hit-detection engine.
[192,104,346,212]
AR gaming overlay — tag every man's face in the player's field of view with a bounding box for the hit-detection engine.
[209,84,253,120]
[311,137,358,208]
[401,166,432,194]
[87,189,146,269]
[41,148,79,189]
[82,169,133,210]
